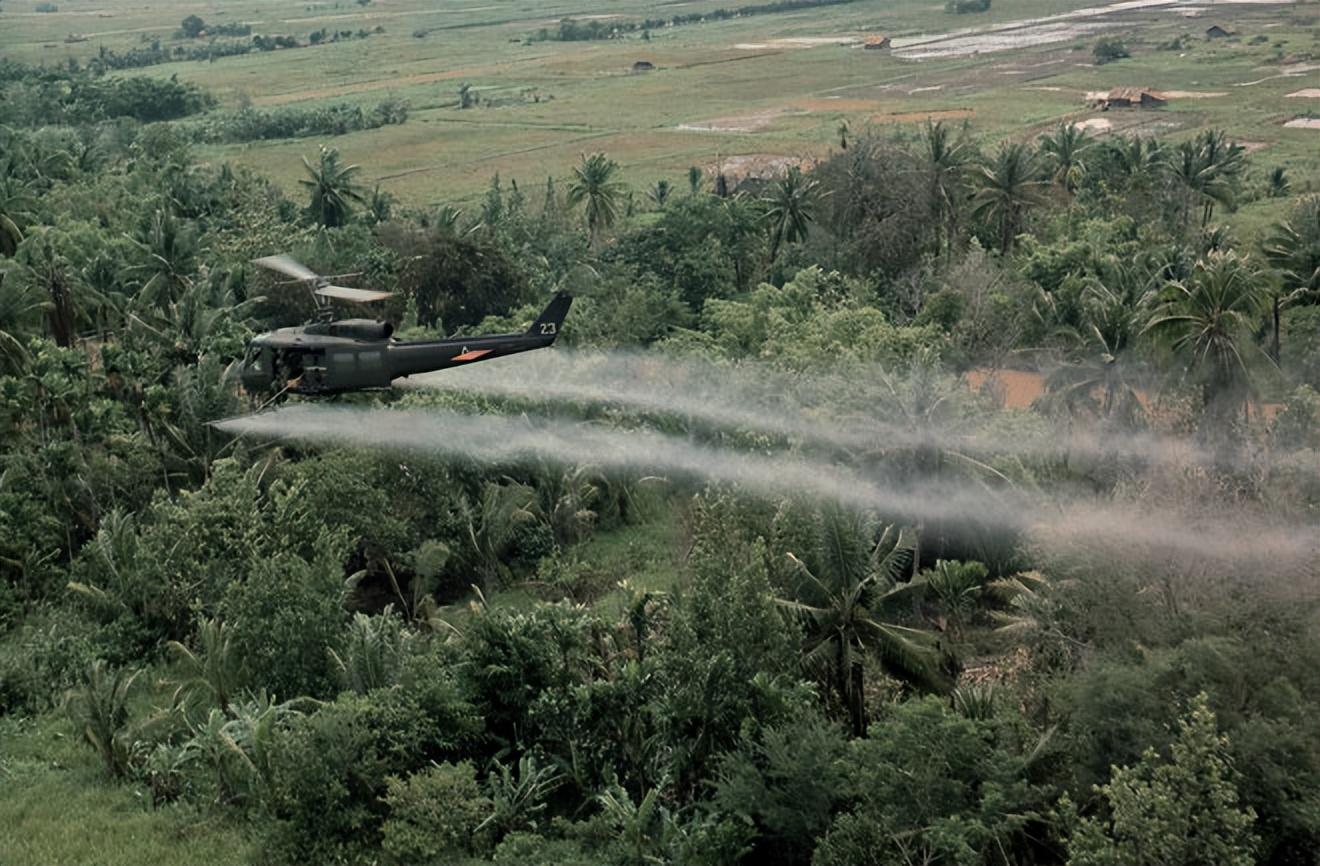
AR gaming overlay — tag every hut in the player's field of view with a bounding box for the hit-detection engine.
[631,60,655,73]
[863,34,892,50]
[1101,87,1166,109]
[1205,24,1235,39]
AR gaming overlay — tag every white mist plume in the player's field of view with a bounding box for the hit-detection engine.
[215,403,1319,572]
[408,350,1222,468]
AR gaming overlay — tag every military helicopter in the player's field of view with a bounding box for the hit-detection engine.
[238,254,572,396]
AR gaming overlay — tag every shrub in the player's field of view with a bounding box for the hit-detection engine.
[815,697,1049,866]
[263,696,388,863]
[63,659,140,777]
[1065,694,1257,866]
[1094,37,1131,64]
[713,713,848,865]
[222,551,348,700]
[262,671,481,864]
[179,14,205,38]
[381,761,490,863]
[0,611,100,714]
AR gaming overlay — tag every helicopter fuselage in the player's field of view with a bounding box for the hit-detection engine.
[239,294,572,396]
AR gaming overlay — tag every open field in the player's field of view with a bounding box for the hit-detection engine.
[2,0,1318,210]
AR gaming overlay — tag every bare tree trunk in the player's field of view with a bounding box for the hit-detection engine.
[849,659,866,737]
[1272,295,1281,362]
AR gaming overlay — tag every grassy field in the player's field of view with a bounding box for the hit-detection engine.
[3,0,1317,211]
[0,707,256,866]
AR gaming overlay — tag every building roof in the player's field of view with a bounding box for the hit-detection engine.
[1106,86,1165,102]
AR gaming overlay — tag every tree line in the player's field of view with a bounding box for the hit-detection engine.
[530,0,862,42]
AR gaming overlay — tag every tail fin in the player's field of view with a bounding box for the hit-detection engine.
[527,292,573,341]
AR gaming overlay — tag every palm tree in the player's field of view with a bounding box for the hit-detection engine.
[687,165,703,195]
[1037,121,1092,193]
[0,268,44,373]
[64,659,141,778]
[1262,195,1320,360]
[14,228,85,348]
[921,120,975,259]
[566,152,624,242]
[921,559,989,638]
[761,165,821,261]
[1163,130,1245,233]
[300,145,366,228]
[458,481,538,591]
[328,607,407,694]
[1144,250,1270,420]
[1044,256,1162,424]
[128,208,201,310]
[0,174,36,257]
[167,617,241,714]
[777,510,941,736]
[1109,135,1165,180]
[1267,167,1290,198]
[971,141,1047,253]
[647,178,672,209]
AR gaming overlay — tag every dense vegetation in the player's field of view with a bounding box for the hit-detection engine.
[71,23,384,74]
[2,46,1319,866]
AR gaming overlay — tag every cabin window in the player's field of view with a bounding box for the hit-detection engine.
[359,351,382,372]
[332,351,355,369]
[279,350,304,378]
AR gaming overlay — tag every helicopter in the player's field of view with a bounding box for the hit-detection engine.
[238,254,572,397]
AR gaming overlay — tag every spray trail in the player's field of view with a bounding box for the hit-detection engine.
[408,351,1223,469]
[215,404,1319,571]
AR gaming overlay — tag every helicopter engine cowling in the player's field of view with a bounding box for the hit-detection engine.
[325,319,394,341]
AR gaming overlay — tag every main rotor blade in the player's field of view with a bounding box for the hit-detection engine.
[315,285,394,303]
[252,254,319,282]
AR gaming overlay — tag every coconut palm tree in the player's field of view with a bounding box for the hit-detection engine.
[1044,256,1162,425]
[0,174,36,258]
[1110,135,1164,178]
[567,152,625,242]
[777,510,941,736]
[687,165,703,195]
[971,141,1048,253]
[1163,130,1245,233]
[761,165,821,261]
[1144,250,1270,420]
[14,228,85,348]
[300,145,366,228]
[0,268,44,373]
[129,208,201,310]
[1261,195,1320,359]
[921,120,975,259]
[1037,121,1093,193]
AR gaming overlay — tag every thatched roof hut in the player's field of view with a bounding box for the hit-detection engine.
[1101,87,1166,109]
